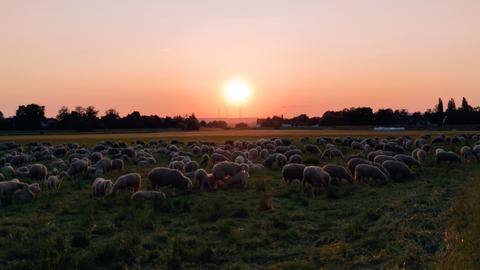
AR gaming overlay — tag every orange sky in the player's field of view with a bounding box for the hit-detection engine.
[1,0,479,118]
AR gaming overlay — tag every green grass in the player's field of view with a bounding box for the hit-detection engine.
[0,131,479,269]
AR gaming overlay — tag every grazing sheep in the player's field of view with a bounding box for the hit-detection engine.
[382,160,416,182]
[288,154,303,164]
[194,169,215,190]
[248,148,258,161]
[435,151,462,164]
[1,165,15,179]
[234,155,246,164]
[250,163,265,173]
[110,173,141,196]
[226,170,249,189]
[92,177,113,197]
[90,152,103,163]
[16,166,30,179]
[302,166,331,197]
[28,183,41,194]
[212,161,243,180]
[183,161,199,173]
[211,153,230,163]
[168,160,185,171]
[131,190,166,202]
[373,155,396,164]
[47,174,63,191]
[354,164,388,185]
[304,144,321,154]
[473,145,480,160]
[0,179,29,202]
[12,188,34,204]
[0,173,4,182]
[67,159,88,178]
[460,146,476,162]
[322,164,353,184]
[411,149,426,163]
[148,167,193,190]
[95,158,112,174]
[275,154,288,167]
[321,148,344,160]
[282,163,306,184]
[394,154,422,169]
[262,154,277,168]
[111,159,124,172]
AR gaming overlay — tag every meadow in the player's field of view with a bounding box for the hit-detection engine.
[0,129,478,269]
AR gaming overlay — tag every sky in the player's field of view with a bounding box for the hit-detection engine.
[1,0,479,118]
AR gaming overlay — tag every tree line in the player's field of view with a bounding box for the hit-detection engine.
[0,97,479,131]
[257,97,480,128]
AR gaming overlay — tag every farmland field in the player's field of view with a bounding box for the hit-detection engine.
[0,129,479,269]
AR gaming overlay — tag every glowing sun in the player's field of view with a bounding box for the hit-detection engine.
[223,78,252,104]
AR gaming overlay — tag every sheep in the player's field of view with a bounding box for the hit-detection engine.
[95,158,112,174]
[262,154,277,168]
[354,164,388,186]
[111,158,124,172]
[168,160,185,171]
[394,154,422,169]
[288,154,303,164]
[347,158,389,177]
[148,167,192,191]
[193,169,215,190]
[28,183,41,195]
[322,164,353,184]
[460,146,476,162]
[226,170,249,189]
[110,173,141,196]
[212,161,243,180]
[302,166,331,197]
[0,179,29,202]
[183,161,199,173]
[92,177,113,197]
[200,154,210,166]
[321,147,344,160]
[382,160,416,182]
[12,188,35,204]
[90,152,103,163]
[0,173,4,182]
[282,163,306,184]
[211,153,230,163]
[275,153,288,167]
[373,155,397,164]
[234,155,246,164]
[248,148,258,161]
[474,145,480,160]
[47,174,63,191]
[1,165,15,179]
[435,151,462,164]
[16,166,30,179]
[131,190,166,202]
[67,159,88,178]
[250,163,265,173]
[412,149,427,163]
[304,144,321,154]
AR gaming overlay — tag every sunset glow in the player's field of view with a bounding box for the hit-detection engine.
[0,1,479,117]
[224,79,252,105]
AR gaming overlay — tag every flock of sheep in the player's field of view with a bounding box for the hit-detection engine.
[0,133,479,204]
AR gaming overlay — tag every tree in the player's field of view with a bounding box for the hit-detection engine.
[57,106,70,121]
[374,109,396,125]
[0,110,3,120]
[102,109,120,129]
[14,104,46,130]
[184,114,200,130]
[461,97,473,112]
[447,98,456,112]
[435,98,444,113]
[235,122,249,129]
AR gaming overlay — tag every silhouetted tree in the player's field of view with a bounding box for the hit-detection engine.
[461,97,472,112]
[184,114,200,130]
[102,109,120,129]
[235,122,249,129]
[14,104,46,130]
[447,98,456,112]
[435,98,444,113]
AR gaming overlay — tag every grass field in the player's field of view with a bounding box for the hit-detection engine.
[0,130,479,269]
